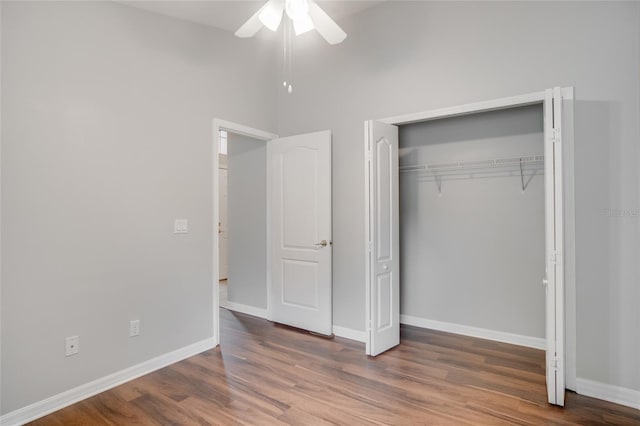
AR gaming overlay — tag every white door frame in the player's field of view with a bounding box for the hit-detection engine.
[212,119,278,346]
[364,87,576,390]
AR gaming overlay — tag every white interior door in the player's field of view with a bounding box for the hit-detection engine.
[544,87,565,406]
[270,130,332,335]
[218,161,228,280]
[365,121,400,356]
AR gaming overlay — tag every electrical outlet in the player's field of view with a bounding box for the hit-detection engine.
[174,219,188,234]
[129,320,140,337]
[65,336,79,357]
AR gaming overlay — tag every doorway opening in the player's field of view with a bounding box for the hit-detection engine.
[397,103,546,348]
[364,88,576,406]
[212,120,278,346]
[212,120,334,344]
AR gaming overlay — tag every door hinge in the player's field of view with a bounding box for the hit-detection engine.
[550,357,561,371]
[550,251,562,264]
[367,241,373,252]
[552,128,561,144]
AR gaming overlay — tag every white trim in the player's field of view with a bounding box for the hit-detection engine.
[222,302,269,320]
[561,86,577,392]
[363,120,372,355]
[576,378,640,410]
[333,326,366,343]
[378,91,545,126]
[214,119,278,142]
[212,119,277,346]
[562,86,574,100]
[400,315,546,350]
[265,138,273,323]
[0,338,215,426]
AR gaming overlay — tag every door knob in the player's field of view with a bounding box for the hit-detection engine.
[315,240,329,248]
[383,265,388,270]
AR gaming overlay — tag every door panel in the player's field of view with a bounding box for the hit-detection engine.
[377,273,392,329]
[544,87,565,406]
[282,259,319,308]
[366,121,399,356]
[552,86,566,405]
[270,130,332,335]
[282,148,319,248]
[376,138,393,261]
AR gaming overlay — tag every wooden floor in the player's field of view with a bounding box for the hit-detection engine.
[33,309,640,425]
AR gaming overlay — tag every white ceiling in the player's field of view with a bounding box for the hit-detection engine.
[117,1,383,33]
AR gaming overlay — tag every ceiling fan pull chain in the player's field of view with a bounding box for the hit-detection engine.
[282,17,287,88]
[280,15,294,94]
[288,19,293,94]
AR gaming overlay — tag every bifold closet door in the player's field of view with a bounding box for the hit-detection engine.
[365,121,400,356]
[269,130,333,336]
[544,87,565,406]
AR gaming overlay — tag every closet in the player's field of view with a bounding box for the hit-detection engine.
[364,88,574,406]
[398,105,545,344]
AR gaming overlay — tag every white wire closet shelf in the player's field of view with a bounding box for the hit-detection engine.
[400,155,544,192]
[399,155,544,174]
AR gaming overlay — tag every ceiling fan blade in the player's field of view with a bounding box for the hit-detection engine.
[259,0,284,31]
[308,2,346,45]
[235,3,269,38]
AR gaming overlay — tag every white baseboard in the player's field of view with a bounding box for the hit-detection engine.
[332,325,366,343]
[400,315,546,350]
[577,378,640,410]
[223,301,269,320]
[0,338,215,426]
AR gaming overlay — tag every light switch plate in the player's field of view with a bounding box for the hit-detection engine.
[129,320,140,337]
[174,219,188,234]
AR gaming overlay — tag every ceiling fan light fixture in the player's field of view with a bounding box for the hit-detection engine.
[259,0,284,31]
[285,0,309,21]
[235,0,346,45]
[293,14,314,35]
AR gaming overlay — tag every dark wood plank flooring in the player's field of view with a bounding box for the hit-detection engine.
[31,309,640,425]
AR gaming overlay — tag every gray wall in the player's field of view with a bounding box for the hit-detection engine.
[399,105,544,338]
[227,133,268,309]
[276,1,640,392]
[1,1,276,414]
[2,0,639,415]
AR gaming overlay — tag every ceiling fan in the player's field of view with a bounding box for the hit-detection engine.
[235,0,347,45]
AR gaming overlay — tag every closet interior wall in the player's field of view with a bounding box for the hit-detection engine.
[398,104,545,340]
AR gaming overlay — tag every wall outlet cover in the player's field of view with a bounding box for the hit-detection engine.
[65,336,79,357]
[174,219,188,234]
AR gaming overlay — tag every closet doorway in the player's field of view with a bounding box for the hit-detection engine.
[363,88,575,406]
